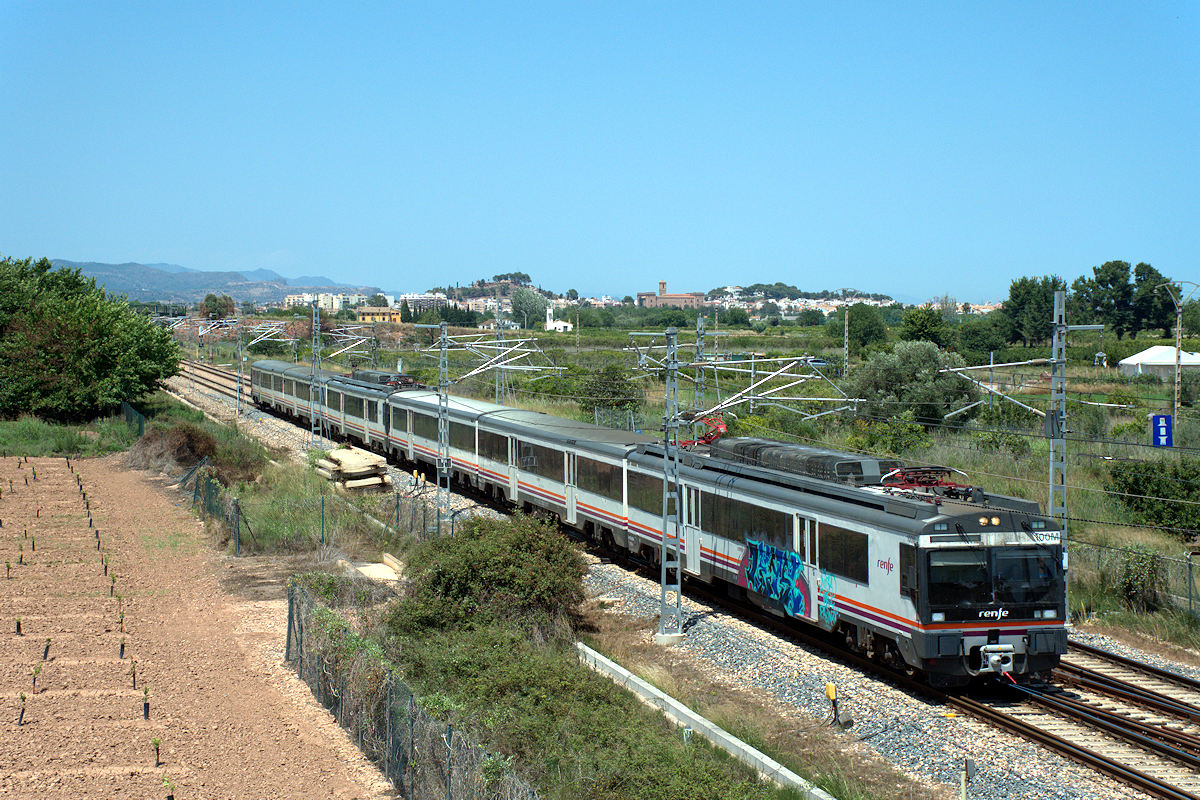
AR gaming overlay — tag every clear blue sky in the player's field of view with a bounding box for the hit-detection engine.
[1,3,1196,302]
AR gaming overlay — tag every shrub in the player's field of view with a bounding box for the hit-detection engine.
[973,430,1032,456]
[845,410,929,455]
[1118,545,1164,612]
[1108,457,1200,538]
[1109,420,1146,442]
[389,514,587,637]
[847,340,979,425]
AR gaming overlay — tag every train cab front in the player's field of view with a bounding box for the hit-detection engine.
[906,510,1067,688]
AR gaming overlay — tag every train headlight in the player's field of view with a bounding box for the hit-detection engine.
[931,612,945,622]
[978,516,989,526]
[1043,609,1056,619]
[990,516,1001,526]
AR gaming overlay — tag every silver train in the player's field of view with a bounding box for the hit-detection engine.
[251,359,1067,686]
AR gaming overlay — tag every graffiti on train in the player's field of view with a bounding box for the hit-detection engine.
[743,539,810,618]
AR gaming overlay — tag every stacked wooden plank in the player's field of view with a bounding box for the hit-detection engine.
[315,446,393,491]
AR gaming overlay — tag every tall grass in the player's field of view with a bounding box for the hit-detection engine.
[0,414,136,457]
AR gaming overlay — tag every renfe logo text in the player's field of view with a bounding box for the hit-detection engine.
[977,608,1009,620]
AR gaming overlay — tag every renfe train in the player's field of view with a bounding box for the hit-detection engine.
[250,359,1067,687]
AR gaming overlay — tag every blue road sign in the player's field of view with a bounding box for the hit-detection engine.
[1152,414,1173,447]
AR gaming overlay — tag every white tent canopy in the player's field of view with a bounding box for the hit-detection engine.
[1117,345,1200,379]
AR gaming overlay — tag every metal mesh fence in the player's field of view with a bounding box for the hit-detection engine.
[121,401,146,436]
[285,585,539,800]
[1068,538,1200,616]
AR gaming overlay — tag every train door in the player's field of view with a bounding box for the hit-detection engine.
[796,516,818,623]
[382,402,390,444]
[682,486,701,576]
[507,437,519,501]
[564,452,577,526]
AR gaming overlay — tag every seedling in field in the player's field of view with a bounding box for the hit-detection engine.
[143,686,150,720]
[17,543,22,565]
[32,663,41,693]
[119,637,125,658]
[17,693,26,726]
[152,736,161,766]
[30,536,35,552]
[5,561,9,579]
[162,774,175,800]
[110,575,115,596]
[129,658,137,689]
[116,594,123,612]
[119,611,125,632]
[42,638,50,661]
[16,616,22,635]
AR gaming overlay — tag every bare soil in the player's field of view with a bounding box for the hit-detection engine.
[0,455,394,799]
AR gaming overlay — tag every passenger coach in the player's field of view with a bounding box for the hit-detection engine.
[250,359,1067,686]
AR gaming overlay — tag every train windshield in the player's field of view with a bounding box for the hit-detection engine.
[928,551,991,605]
[927,546,1062,608]
[993,547,1059,604]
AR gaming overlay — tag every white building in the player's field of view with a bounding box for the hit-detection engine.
[545,306,573,333]
[1118,345,1200,380]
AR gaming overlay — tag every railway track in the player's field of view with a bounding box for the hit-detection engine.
[174,360,1200,798]
[180,360,250,401]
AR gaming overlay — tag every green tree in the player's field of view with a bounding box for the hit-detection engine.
[367,293,388,307]
[826,303,887,353]
[0,256,180,420]
[1131,263,1175,338]
[847,340,979,425]
[565,288,579,301]
[399,300,413,323]
[997,275,1065,346]
[900,305,950,347]
[721,308,751,326]
[201,293,235,319]
[1071,261,1134,339]
[796,309,825,327]
[955,315,1006,363]
[1183,299,1200,337]
[510,288,549,328]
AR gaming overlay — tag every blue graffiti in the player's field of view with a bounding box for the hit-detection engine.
[817,570,839,627]
[745,539,809,618]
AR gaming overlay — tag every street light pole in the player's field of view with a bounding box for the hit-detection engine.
[1158,280,1200,423]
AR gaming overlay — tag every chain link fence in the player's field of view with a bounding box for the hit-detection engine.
[190,471,472,557]
[1068,537,1200,617]
[286,584,539,800]
[121,400,147,436]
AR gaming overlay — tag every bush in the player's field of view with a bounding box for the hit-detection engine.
[1118,545,1164,612]
[847,340,979,425]
[973,430,1032,456]
[1133,372,1162,386]
[1108,457,1200,538]
[1109,420,1146,441]
[390,514,587,636]
[845,410,929,455]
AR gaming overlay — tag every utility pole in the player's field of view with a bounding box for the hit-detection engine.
[494,297,504,404]
[309,300,323,445]
[1158,281,1200,424]
[693,316,706,440]
[630,328,685,644]
[843,307,850,377]
[236,319,244,417]
[416,322,452,534]
[1047,290,1103,532]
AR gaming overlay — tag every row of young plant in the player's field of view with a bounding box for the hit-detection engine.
[3,457,178,799]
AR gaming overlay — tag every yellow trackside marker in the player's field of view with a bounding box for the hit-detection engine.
[825,682,837,702]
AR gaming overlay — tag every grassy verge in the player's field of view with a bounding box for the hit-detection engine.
[0,413,137,456]
[375,513,851,800]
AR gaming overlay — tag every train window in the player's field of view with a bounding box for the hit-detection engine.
[628,471,665,515]
[577,457,622,501]
[326,391,342,412]
[700,492,788,545]
[517,440,564,482]
[899,543,916,599]
[273,376,283,392]
[478,430,508,463]
[366,400,377,423]
[284,379,294,396]
[392,409,409,434]
[927,550,989,606]
[806,518,817,563]
[450,422,474,452]
[993,547,1059,604]
[818,523,869,584]
[412,413,437,440]
[345,395,364,418]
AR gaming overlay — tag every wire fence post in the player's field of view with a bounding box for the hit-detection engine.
[321,496,326,546]
[233,499,241,557]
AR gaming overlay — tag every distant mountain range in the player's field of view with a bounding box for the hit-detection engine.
[51,260,379,304]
